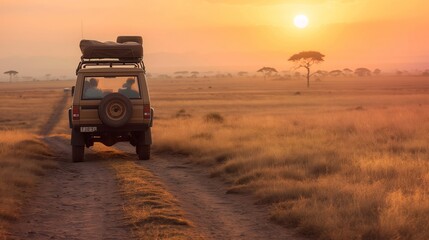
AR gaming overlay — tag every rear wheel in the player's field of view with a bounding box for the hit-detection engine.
[72,145,84,162]
[137,144,150,160]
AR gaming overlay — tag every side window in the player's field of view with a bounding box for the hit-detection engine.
[82,76,140,99]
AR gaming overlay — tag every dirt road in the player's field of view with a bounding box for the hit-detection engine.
[117,144,302,240]
[10,93,132,240]
[10,93,302,240]
[10,137,131,240]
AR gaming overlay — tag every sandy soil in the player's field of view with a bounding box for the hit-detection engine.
[9,92,303,240]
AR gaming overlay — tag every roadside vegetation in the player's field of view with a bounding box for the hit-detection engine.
[0,131,55,236]
[151,76,429,240]
[0,82,67,237]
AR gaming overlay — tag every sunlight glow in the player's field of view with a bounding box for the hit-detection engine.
[294,15,309,29]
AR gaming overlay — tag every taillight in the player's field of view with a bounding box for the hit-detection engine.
[143,104,151,120]
[72,105,80,120]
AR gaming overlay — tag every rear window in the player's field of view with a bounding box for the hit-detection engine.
[82,76,141,100]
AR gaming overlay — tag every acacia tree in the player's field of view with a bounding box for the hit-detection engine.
[257,67,278,80]
[4,70,18,83]
[329,70,343,77]
[355,68,371,77]
[288,51,325,88]
[190,71,199,78]
[373,68,381,76]
[343,68,354,77]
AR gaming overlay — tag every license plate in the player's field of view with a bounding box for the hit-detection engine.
[80,126,97,132]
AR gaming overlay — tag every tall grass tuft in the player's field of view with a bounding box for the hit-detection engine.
[204,112,224,123]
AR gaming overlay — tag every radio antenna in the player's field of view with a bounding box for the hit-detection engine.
[81,19,84,39]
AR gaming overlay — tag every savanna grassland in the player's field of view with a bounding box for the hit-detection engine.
[150,75,429,240]
[0,81,67,236]
[2,76,429,240]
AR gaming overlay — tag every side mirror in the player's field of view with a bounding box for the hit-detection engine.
[71,86,75,96]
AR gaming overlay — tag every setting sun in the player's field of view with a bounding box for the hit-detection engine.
[294,14,309,29]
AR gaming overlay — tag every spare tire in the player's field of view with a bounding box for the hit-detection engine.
[98,93,133,127]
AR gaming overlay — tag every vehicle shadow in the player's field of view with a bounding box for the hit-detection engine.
[84,150,134,163]
[43,135,136,163]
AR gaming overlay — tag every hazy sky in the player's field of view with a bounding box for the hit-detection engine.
[1,0,428,78]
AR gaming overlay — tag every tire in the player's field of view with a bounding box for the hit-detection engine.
[98,93,133,127]
[137,144,150,160]
[72,145,84,162]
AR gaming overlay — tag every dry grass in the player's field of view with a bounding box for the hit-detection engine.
[0,81,70,238]
[150,76,429,240]
[0,131,55,236]
[2,77,429,239]
[104,144,202,239]
[0,81,72,134]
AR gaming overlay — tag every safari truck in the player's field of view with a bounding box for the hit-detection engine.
[69,36,153,162]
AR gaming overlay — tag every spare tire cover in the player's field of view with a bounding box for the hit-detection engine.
[98,93,133,127]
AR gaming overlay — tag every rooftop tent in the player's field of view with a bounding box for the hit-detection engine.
[117,36,142,44]
[79,36,143,60]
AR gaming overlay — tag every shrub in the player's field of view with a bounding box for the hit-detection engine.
[204,112,224,123]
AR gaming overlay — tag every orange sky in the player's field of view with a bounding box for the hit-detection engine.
[1,0,428,78]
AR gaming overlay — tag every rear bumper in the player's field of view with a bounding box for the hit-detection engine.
[68,107,154,129]
[71,124,152,147]
[72,123,151,133]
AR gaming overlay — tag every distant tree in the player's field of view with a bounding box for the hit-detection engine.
[329,70,343,77]
[174,71,189,75]
[4,70,18,83]
[257,67,278,80]
[190,71,199,78]
[45,73,51,80]
[288,51,325,88]
[294,72,302,79]
[422,69,429,77]
[343,68,354,76]
[158,74,171,79]
[373,68,382,76]
[314,70,329,77]
[396,70,403,76]
[312,70,328,81]
[237,71,248,77]
[355,68,372,77]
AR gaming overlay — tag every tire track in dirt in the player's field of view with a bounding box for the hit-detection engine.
[117,144,305,240]
[9,92,133,240]
[10,137,132,240]
[39,92,69,136]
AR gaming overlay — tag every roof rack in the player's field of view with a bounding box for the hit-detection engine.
[76,58,145,75]
[76,36,145,75]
